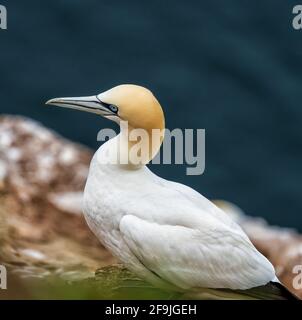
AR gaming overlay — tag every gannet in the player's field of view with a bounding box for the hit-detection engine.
[46,84,296,299]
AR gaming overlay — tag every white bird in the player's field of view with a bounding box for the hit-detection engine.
[46,84,295,299]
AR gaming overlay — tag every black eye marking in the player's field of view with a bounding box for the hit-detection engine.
[95,96,119,114]
[100,101,118,114]
[109,104,118,113]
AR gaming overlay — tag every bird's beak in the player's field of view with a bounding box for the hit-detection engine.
[45,95,117,118]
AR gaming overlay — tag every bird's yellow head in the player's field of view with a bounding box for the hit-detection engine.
[46,84,165,164]
[98,85,165,132]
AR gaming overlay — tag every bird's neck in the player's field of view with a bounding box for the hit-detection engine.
[97,121,165,168]
[118,121,165,167]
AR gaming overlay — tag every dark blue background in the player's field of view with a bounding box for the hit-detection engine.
[1,1,301,230]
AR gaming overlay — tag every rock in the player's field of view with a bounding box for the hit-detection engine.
[75,264,292,300]
[0,115,115,299]
[0,116,301,299]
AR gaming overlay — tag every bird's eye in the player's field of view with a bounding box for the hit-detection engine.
[109,104,118,113]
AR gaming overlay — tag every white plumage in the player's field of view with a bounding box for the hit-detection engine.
[82,134,276,291]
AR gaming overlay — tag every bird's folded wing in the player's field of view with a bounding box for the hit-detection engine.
[119,215,275,290]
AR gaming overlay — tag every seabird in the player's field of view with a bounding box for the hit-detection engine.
[46,84,297,299]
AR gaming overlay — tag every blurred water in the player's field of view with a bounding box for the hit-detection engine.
[0,0,301,230]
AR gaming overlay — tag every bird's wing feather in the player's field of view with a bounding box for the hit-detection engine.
[160,179,245,232]
[119,214,275,290]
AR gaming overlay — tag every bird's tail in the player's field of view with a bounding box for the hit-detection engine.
[183,282,299,300]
